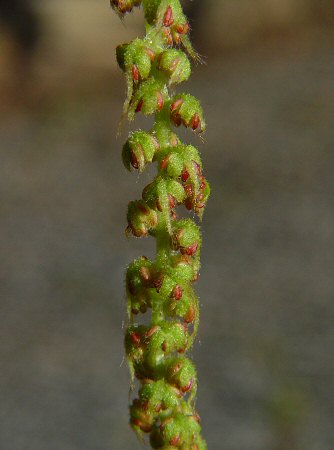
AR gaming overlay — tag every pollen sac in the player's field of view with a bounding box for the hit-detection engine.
[111,0,142,16]
[122,131,160,172]
[157,49,191,85]
[126,257,155,315]
[172,219,201,256]
[116,38,155,80]
[127,200,158,237]
[129,78,167,119]
[165,356,197,394]
[170,94,206,132]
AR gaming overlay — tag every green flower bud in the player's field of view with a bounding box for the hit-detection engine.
[138,379,180,412]
[116,39,155,80]
[170,288,198,324]
[159,144,201,179]
[150,412,201,448]
[157,49,191,85]
[142,177,185,213]
[126,257,154,315]
[127,200,158,237]
[165,356,197,394]
[170,94,206,132]
[128,78,167,119]
[172,219,201,256]
[123,131,160,172]
[169,254,197,284]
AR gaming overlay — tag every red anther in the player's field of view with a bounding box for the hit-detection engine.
[163,5,174,27]
[139,266,150,281]
[130,151,139,169]
[193,413,201,423]
[132,64,139,82]
[169,57,180,72]
[172,285,183,301]
[182,378,194,393]
[184,184,193,196]
[144,47,156,61]
[152,136,160,149]
[162,340,168,352]
[174,22,190,35]
[132,418,152,433]
[191,113,201,130]
[130,331,141,345]
[184,306,196,324]
[135,99,143,112]
[160,156,169,171]
[170,435,181,446]
[170,98,183,112]
[200,180,206,190]
[169,195,176,209]
[185,198,193,210]
[171,210,177,220]
[171,30,181,45]
[137,202,150,215]
[156,199,163,212]
[141,400,149,411]
[146,325,159,338]
[162,27,173,46]
[155,403,162,413]
[185,241,198,256]
[196,202,205,210]
[193,445,199,450]
[193,161,202,175]
[181,169,189,182]
[198,191,205,202]
[153,273,164,291]
[157,91,164,111]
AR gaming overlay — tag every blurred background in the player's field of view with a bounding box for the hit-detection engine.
[1,1,334,449]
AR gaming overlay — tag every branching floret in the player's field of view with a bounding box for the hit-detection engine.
[111,1,210,448]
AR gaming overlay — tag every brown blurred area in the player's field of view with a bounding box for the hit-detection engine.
[1,1,334,449]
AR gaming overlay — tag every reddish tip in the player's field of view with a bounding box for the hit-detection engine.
[163,5,174,27]
[191,113,201,130]
[181,169,189,182]
[172,285,183,301]
[157,91,164,111]
[132,64,139,82]
[185,242,198,256]
[182,378,194,393]
[170,435,181,446]
[135,99,143,113]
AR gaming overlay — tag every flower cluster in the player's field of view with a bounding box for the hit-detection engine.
[112,1,209,448]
